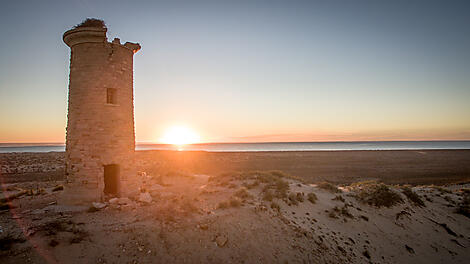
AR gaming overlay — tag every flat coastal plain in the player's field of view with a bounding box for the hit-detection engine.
[1,150,470,185]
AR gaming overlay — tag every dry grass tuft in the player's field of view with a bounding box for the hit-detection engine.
[74,18,106,29]
[263,190,274,202]
[355,183,403,207]
[317,182,342,193]
[270,201,281,211]
[234,188,253,200]
[229,197,242,207]
[431,185,452,194]
[217,201,229,209]
[288,193,299,206]
[455,190,470,218]
[307,192,317,204]
[332,195,345,202]
[401,187,425,207]
[217,197,242,209]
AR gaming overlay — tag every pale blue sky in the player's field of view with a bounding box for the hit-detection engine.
[1,0,469,142]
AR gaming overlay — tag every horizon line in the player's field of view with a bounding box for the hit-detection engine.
[2,139,470,146]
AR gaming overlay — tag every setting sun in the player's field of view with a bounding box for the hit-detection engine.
[159,125,200,145]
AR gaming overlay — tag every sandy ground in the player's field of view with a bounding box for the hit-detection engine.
[1,170,469,263]
[2,150,470,185]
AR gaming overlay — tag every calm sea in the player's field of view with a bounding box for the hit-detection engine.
[1,141,470,153]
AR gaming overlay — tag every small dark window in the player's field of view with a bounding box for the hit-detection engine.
[106,88,117,104]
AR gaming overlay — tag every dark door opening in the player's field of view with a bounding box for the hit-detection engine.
[104,164,120,195]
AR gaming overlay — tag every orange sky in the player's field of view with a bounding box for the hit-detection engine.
[1,1,470,143]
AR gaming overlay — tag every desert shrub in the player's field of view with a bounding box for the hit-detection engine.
[332,195,345,202]
[263,190,274,202]
[455,191,470,218]
[307,192,317,204]
[218,197,242,209]
[355,183,403,207]
[181,198,198,213]
[401,187,425,207]
[268,170,304,182]
[288,193,299,206]
[234,188,253,200]
[217,201,229,209]
[262,178,290,199]
[242,181,259,189]
[340,206,353,218]
[229,197,242,207]
[256,171,279,183]
[271,202,280,211]
[317,182,342,193]
[295,192,304,202]
[0,235,26,250]
[328,210,338,219]
[74,18,106,29]
[269,170,290,178]
[432,185,452,194]
[351,180,377,187]
[444,195,454,204]
[274,180,289,198]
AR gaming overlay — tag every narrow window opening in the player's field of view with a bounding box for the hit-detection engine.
[106,88,117,104]
[104,164,120,195]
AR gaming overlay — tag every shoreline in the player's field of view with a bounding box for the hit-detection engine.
[1,148,470,154]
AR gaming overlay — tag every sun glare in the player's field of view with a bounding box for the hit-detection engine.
[160,125,200,145]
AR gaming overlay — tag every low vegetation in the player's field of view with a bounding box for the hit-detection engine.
[401,187,425,207]
[74,18,106,29]
[288,193,299,206]
[234,188,253,200]
[455,189,470,218]
[355,183,403,207]
[217,196,242,209]
[262,190,274,202]
[270,201,281,211]
[317,182,342,193]
[210,171,292,200]
[332,195,345,202]
[332,205,353,219]
[307,192,317,204]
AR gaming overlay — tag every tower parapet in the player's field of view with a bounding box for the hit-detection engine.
[62,19,140,202]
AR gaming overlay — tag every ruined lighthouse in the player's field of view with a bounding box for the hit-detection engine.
[63,19,141,201]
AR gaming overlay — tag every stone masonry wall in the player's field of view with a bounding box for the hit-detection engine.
[63,26,140,200]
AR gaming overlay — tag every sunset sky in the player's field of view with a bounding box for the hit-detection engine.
[1,0,469,143]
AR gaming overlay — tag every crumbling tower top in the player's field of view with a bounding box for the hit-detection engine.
[63,18,141,53]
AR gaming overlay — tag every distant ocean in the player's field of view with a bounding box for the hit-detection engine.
[1,141,470,153]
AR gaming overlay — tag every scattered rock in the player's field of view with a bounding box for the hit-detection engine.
[215,235,228,247]
[138,192,152,204]
[198,224,209,230]
[92,202,107,210]
[52,185,64,192]
[49,239,59,247]
[118,197,132,205]
[405,245,415,254]
[109,198,119,204]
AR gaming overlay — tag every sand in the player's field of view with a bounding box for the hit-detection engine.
[1,170,470,263]
[1,150,470,263]
[1,150,470,185]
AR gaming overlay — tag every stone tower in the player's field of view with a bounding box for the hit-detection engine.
[63,19,141,201]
